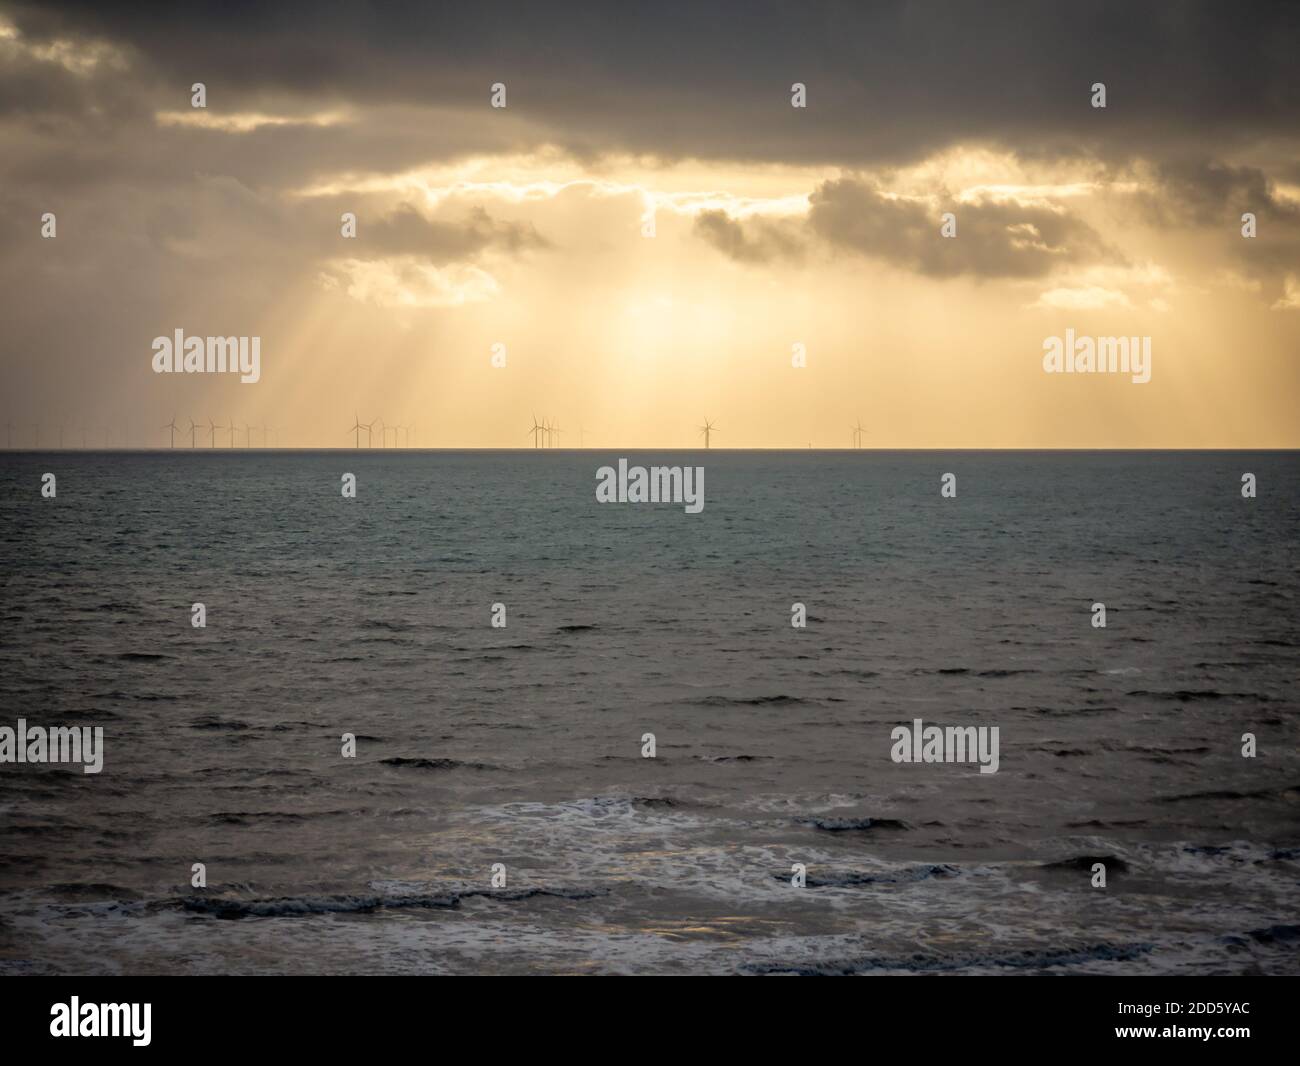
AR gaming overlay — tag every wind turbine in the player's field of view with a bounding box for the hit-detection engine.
[350,413,366,448]
[543,417,553,448]
[162,418,178,448]
[205,417,223,448]
[551,421,562,447]
[186,418,198,448]
[529,414,543,448]
[227,417,237,448]
[852,419,865,449]
[699,418,717,449]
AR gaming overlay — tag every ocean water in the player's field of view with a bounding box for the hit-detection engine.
[0,449,1296,975]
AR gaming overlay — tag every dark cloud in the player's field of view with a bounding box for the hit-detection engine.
[1137,160,1300,286]
[697,179,1113,278]
[693,209,804,264]
[1149,160,1290,225]
[337,204,548,262]
[5,0,1299,167]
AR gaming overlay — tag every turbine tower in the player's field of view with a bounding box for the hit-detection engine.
[699,418,717,449]
[206,417,223,448]
[227,417,237,448]
[529,414,544,448]
[163,417,179,448]
[350,413,366,448]
[852,419,865,449]
[186,418,198,448]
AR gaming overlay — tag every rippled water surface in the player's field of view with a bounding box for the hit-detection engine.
[1,450,1297,974]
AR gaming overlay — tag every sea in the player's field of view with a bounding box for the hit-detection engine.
[0,450,1296,975]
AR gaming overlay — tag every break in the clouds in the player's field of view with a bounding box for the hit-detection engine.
[1,1,1298,448]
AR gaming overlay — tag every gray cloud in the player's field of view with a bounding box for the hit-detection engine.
[693,209,805,264]
[697,179,1113,278]
[5,1,1299,168]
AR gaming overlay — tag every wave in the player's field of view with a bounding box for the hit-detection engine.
[699,754,772,763]
[177,884,601,919]
[379,757,498,771]
[1127,688,1276,703]
[1040,854,1130,873]
[1158,785,1297,804]
[780,863,959,888]
[747,941,1154,975]
[803,817,910,833]
[189,716,251,731]
[1244,924,1300,945]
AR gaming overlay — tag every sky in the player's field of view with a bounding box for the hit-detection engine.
[1,1,1298,448]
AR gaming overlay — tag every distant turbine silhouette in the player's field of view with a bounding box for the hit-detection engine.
[227,417,237,448]
[206,417,223,448]
[350,413,366,448]
[699,418,717,449]
[162,417,178,448]
[852,419,865,449]
[186,418,198,448]
[529,414,544,448]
